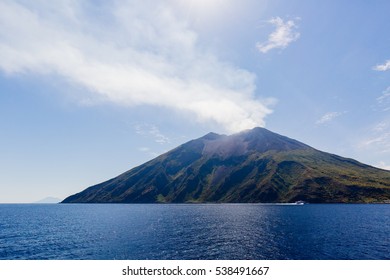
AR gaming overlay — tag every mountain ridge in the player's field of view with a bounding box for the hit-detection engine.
[62,127,390,203]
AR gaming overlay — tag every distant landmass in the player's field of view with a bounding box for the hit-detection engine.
[35,197,62,203]
[62,127,390,203]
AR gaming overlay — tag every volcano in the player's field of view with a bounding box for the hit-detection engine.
[62,127,390,203]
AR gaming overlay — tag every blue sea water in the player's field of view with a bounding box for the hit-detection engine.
[0,204,389,260]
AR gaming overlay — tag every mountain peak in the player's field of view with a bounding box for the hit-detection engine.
[215,126,310,154]
[201,132,224,140]
[238,126,270,135]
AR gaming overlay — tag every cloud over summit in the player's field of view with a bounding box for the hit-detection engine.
[0,0,273,133]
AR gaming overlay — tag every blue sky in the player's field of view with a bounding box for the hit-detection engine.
[1,0,390,202]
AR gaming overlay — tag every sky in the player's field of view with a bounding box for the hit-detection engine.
[1,0,390,203]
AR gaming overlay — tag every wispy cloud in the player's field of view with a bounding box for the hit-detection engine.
[0,1,274,133]
[373,121,389,132]
[376,87,390,111]
[360,121,390,153]
[362,133,390,147]
[360,132,390,153]
[373,60,390,71]
[135,124,170,144]
[256,17,300,53]
[316,111,343,125]
[138,147,159,158]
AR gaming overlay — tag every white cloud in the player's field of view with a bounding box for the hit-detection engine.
[0,0,274,133]
[256,17,300,53]
[316,111,343,125]
[373,60,390,71]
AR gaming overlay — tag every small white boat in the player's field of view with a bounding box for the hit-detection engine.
[294,200,306,205]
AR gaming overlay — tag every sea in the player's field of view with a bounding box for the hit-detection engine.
[0,203,389,260]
